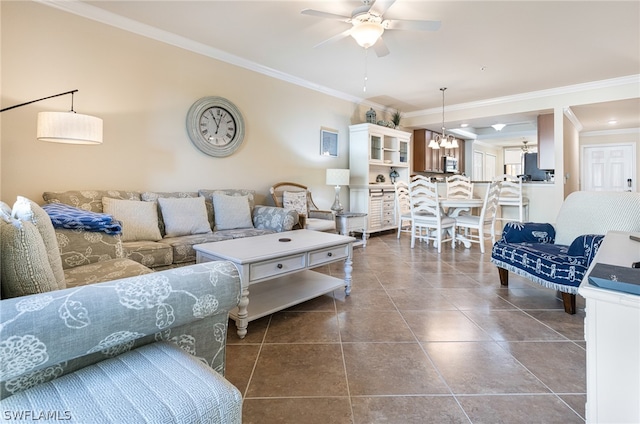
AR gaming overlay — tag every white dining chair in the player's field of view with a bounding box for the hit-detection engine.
[454,180,501,253]
[446,174,474,199]
[408,175,456,252]
[394,181,412,239]
[492,174,529,223]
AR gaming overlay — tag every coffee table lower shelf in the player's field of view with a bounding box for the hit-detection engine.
[230,269,345,323]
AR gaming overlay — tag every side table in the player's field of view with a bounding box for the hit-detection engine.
[336,212,367,247]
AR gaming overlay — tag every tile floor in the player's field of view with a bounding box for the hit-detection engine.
[225,232,586,423]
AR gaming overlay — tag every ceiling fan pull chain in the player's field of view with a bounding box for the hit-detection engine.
[363,48,369,92]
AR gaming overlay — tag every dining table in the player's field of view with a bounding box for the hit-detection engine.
[439,197,485,248]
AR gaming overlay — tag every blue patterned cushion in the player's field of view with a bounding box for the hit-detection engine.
[43,203,122,235]
[501,222,555,244]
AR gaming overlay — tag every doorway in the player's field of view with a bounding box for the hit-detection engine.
[581,143,636,191]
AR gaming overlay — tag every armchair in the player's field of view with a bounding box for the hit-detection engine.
[491,191,640,314]
[270,182,336,232]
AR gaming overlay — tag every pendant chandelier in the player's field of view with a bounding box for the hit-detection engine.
[428,87,459,150]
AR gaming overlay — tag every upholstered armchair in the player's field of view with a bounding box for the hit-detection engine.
[270,182,336,232]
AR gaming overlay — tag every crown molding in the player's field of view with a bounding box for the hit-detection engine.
[581,127,640,137]
[404,74,640,118]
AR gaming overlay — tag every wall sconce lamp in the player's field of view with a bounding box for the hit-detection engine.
[0,90,103,144]
[326,168,350,213]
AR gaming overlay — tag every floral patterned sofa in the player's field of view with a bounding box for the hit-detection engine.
[491,191,640,314]
[40,189,298,286]
[0,197,243,422]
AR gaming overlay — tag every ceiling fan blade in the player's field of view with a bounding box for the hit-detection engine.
[368,0,396,16]
[373,37,390,57]
[314,28,353,49]
[385,19,441,31]
[301,9,351,23]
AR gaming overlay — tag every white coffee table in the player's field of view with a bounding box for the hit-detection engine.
[194,230,355,338]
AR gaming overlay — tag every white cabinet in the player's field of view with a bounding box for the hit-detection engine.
[348,123,411,235]
[578,231,640,424]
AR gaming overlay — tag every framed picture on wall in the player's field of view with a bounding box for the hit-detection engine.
[320,128,338,157]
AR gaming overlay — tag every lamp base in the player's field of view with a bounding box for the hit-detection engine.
[330,185,343,213]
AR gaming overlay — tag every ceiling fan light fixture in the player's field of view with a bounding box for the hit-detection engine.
[350,21,384,48]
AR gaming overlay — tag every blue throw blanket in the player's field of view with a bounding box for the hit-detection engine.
[43,203,122,235]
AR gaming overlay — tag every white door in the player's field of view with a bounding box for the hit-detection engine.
[485,153,497,181]
[473,151,484,181]
[582,144,636,191]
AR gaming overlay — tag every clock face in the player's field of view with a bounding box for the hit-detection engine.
[186,97,245,157]
[199,106,237,146]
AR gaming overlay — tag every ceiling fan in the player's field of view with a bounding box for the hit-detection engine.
[301,0,441,57]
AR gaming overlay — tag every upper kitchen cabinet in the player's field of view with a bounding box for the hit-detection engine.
[412,129,465,174]
[537,113,555,170]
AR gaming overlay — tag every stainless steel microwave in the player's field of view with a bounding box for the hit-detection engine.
[442,156,458,173]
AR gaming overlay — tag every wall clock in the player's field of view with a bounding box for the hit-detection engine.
[186,96,245,157]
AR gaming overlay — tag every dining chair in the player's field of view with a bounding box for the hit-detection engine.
[408,175,456,252]
[492,174,529,224]
[446,174,474,199]
[394,181,412,239]
[454,180,501,253]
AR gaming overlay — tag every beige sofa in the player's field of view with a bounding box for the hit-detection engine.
[39,189,298,287]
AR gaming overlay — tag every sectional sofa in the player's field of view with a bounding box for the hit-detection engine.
[40,189,298,287]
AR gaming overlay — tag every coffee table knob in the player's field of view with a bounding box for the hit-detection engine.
[277,263,283,269]
[327,252,333,257]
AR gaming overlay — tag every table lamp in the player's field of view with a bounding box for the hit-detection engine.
[326,169,350,213]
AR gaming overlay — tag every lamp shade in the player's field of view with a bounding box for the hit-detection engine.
[326,169,350,186]
[37,111,103,144]
[350,22,384,48]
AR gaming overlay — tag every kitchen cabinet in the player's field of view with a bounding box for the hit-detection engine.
[412,129,465,174]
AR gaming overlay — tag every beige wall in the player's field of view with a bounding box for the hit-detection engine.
[563,114,581,196]
[0,2,374,208]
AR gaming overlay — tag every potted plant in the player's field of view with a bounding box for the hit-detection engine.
[391,110,402,128]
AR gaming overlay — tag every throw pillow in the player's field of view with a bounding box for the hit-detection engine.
[283,191,308,217]
[102,197,162,242]
[212,193,254,230]
[157,196,212,237]
[1,218,58,298]
[12,196,66,290]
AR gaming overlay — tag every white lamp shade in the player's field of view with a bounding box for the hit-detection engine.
[326,168,350,186]
[428,139,440,149]
[350,22,384,48]
[37,111,103,144]
[450,138,459,148]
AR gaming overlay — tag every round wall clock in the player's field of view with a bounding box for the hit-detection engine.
[186,96,245,157]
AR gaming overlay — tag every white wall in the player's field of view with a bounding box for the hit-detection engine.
[0,2,374,208]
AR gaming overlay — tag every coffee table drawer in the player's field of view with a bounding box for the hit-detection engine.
[309,245,349,267]
[250,254,306,281]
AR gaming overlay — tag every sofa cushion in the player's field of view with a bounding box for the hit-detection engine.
[0,341,242,423]
[155,232,235,265]
[198,189,255,230]
[157,196,212,237]
[283,190,308,217]
[63,257,152,288]
[212,193,254,230]
[500,222,555,244]
[122,240,174,268]
[102,197,162,242]
[43,190,140,213]
[141,191,199,236]
[12,196,66,290]
[0,218,58,298]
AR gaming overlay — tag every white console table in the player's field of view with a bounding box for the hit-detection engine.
[578,231,640,424]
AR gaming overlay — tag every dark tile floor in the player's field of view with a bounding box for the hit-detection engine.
[225,232,586,423]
